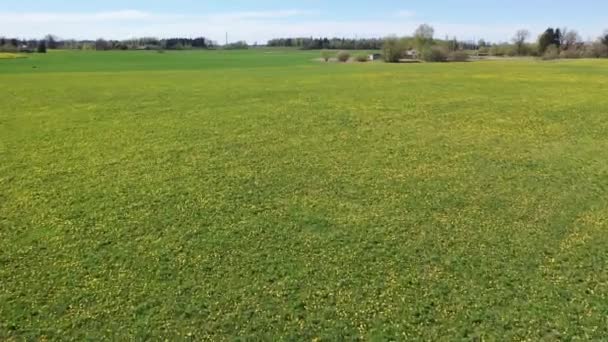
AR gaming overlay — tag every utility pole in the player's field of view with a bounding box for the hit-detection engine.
[225,32,228,46]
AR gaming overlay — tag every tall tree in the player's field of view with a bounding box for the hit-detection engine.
[448,37,459,51]
[45,34,59,49]
[538,28,559,53]
[414,24,434,51]
[37,40,47,53]
[563,30,581,50]
[554,28,563,48]
[512,29,530,55]
[558,28,568,48]
[382,36,407,63]
[95,39,109,51]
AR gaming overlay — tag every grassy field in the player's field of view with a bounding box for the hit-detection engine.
[2,49,608,340]
[0,49,318,73]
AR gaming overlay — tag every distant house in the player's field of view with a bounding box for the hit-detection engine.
[404,49,418,59]
[368,53,382,61]
[19,45,34,53]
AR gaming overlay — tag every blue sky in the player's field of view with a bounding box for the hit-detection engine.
[1,0,606,43]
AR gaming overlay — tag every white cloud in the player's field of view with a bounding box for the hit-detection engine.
[395,10,416,18]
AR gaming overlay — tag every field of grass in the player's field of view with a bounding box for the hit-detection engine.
[0,48,318,73]
[2,49,608,340]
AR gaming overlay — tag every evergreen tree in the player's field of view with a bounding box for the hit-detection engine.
[554,28,562,48]
[538,28,556,53]
[37,40,47,53]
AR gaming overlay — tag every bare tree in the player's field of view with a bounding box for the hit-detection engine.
[563,30,581,50]
[558,28,566,47]
[414,24,435,51]
[512,29,530,55]
[414,24,435,41]
[45,34,59,49]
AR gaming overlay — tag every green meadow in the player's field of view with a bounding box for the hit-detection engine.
[1,49,608,340]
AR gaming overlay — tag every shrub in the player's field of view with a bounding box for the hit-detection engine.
[382,37,405,63]
[421,46,448,62]
[489,45,504,57]
[560,47,581,59]
[581,47,595,58]
[528,44,540,57]
[0,44,18,53]
[597,44,608,58]
[337,51,350,62]
[321,50,332,62]
[478,46,490,56]
[489,44,515,57]
[448,50,469,62]
[355,54,369,62]
[542,45,560,60]
[582,42,608,58]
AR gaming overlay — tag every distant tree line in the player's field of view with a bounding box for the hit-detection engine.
[3,26,608,60]
[269,25,608,63]
[483,27,608,59]
[379,25,608,63]
[223,41,249,50]
[0,35,218,52]
[0,35,58,53]
[268,35,483,52]
[93,37,216,51]
[267,37,385,50]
